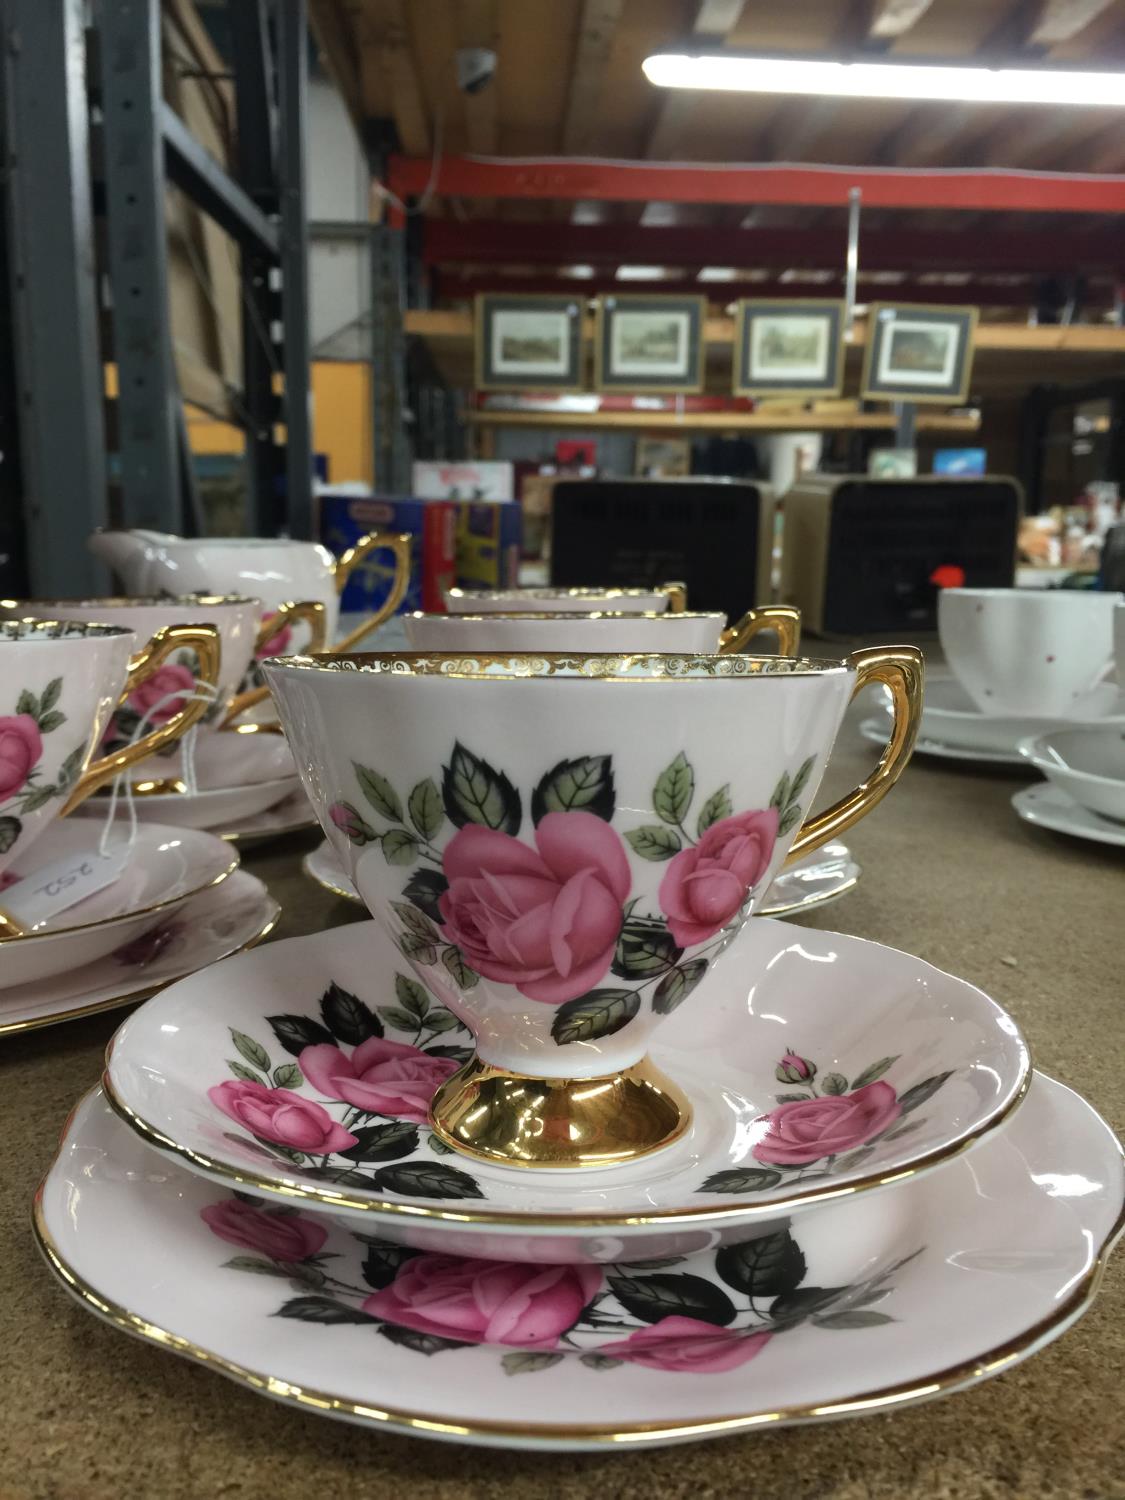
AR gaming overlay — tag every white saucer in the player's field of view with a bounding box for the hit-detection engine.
[302,838,862,921]
[219,788,318,845]
[0,870,278,1036]
[859,719,1025,767]
[874,677,1125,759]
[1012,782,1125,849]
[102,915,1029,1262]
[0,821,238,989]
[35,1075,1123,1451]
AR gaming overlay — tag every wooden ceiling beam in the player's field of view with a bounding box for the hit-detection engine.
[308,0,366,140]
[645,0,745,161]
[1032,0,1116,44]
[561,0,627,154]
[869,0,935,38]
[360,0,431,157]
[457,0,500,155]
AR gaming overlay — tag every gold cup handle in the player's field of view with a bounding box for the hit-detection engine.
[332,532,412,653]
[783,644,924,867]
[660,581,688,614]
[60,624,222,816]
[220,599,328,728]
[720,604,801,657]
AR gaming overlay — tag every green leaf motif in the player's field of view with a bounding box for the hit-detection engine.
[15,688,38,718]
[371,1161,485,1200]
[424,1044,473,1064]
[768,1286,846,1328]
[849,1056,900,1090]
[230,1028,270,1073]
[57,745,85,789]
[222,1256,292,1278]
[551,988,639,1046]
[441,945,478,990]
[379,1325,472,1355]
[775,1092,815,1104]
[408,777,443,840]
[820,1072,849,1096]
[788,755,816,805]
[715,1230,806,1299]
[379,1006,422,1031]
[814,1309,896,1330]
[769,771,790,811]
[227,1059,265,1086]
[898,1071,953,1115]
[624,825,681,861]
[652,958,708,1016]
[391,900,440,942]
[382,828,419,866]
[579,1352,625,1371]
[530,755,615,825]
[18,784,57,814]
[360,1239,422,1291]
[272,1063,303,1090]
[442,741,521,834]
[266,1013,335,1058]
[338,1121,420,1164]
[275,1296,379,1326]
[696,784,732,837]
[697,1167,783,1194]
[427,1131,455,1155]
[778,804,802,837]
[653,752,694,826]
[611,919,682,980]
[608,1272,736,1328]
[0,816,20,854]
[881,1119,924,1142]
[395,973,431,1019]
[502,1351,566,1377]
[39,676,62,713]
[421,1009,461,1033]
[353,763,403,822]
[36,709,66,734]
[402,868,448,923]
[320,981,383,1044]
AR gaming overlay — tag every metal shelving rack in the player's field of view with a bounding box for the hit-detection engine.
[0,0,313,596]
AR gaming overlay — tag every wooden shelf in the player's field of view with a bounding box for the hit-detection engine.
[467,407,981,434]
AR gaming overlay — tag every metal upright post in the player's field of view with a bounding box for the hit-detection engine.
[277,0,314,537]
[894,401,917,450]
[370,223,412,492]
[1,0,108,593]
[97,0,184,533]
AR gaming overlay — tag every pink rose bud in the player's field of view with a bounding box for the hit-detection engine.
[329,800,375,845]
[775,1052,815,1085]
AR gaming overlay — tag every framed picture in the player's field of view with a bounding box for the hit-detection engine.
[861,303,978,405]
[474,294,584,391]
[636,436,691,478]
[733,300,845,397]
[595,295,705,393]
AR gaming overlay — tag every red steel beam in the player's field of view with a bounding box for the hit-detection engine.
[390,154,1125,215]
[430,271,1090,308]
[421,219,1125,274]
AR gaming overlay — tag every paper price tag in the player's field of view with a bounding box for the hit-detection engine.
[0,845,130,933]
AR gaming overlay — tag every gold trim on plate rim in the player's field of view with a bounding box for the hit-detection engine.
[98,1044,1033,1228]
[0,847,239,946]
[0,904,279,1037]
[30,1077,1125,1446]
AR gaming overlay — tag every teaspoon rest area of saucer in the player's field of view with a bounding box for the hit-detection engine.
[34,1077,1124,1450]
[102,916,1031,1263]
[0,821,238,989]
[881,678,1125,757]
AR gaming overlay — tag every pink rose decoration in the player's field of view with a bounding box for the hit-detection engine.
[127,662,195,725]
[207,1079,358,1153]
[658,808,779,947]
[364,1254,602,1349]
[439,811,631,1004]
[200,1199,328,1262]
[752,1080,901,1166]
[0,714,42,800]
[599,1316,773,1373]
[256,612,293,659]
[299,1037,458,1124]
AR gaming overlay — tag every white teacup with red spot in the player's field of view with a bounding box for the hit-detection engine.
[938,587,1122,718]
[264,647,923,1170]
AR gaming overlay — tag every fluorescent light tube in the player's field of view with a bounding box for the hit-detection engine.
[642,52,1125,108]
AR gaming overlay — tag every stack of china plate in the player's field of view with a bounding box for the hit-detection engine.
[0,619,278,1034]
[35,629,1122,1451]
[861,587,1125,773]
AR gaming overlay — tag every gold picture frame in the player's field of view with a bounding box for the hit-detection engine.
[861,302,979,406]
[474,293,585,393]
[594,294,706,394]
[733,298,846,399]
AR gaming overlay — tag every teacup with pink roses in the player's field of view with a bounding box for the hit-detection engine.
[264,645,923,1168]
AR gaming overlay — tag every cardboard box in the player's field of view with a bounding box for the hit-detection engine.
[454,500,522,590]
[317,490,457,614]
[412,460,514,502]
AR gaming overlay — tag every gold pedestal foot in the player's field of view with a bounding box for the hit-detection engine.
[428,1054,692,1169]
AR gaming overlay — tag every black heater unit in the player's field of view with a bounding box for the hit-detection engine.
[780,476,1022,637]
[549,478,774,620]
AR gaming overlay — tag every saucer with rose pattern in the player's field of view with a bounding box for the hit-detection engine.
[102,915,1029,1265]
[0,870,278,1036]
[35,1075,1122,1451]
[302,838,862,922]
